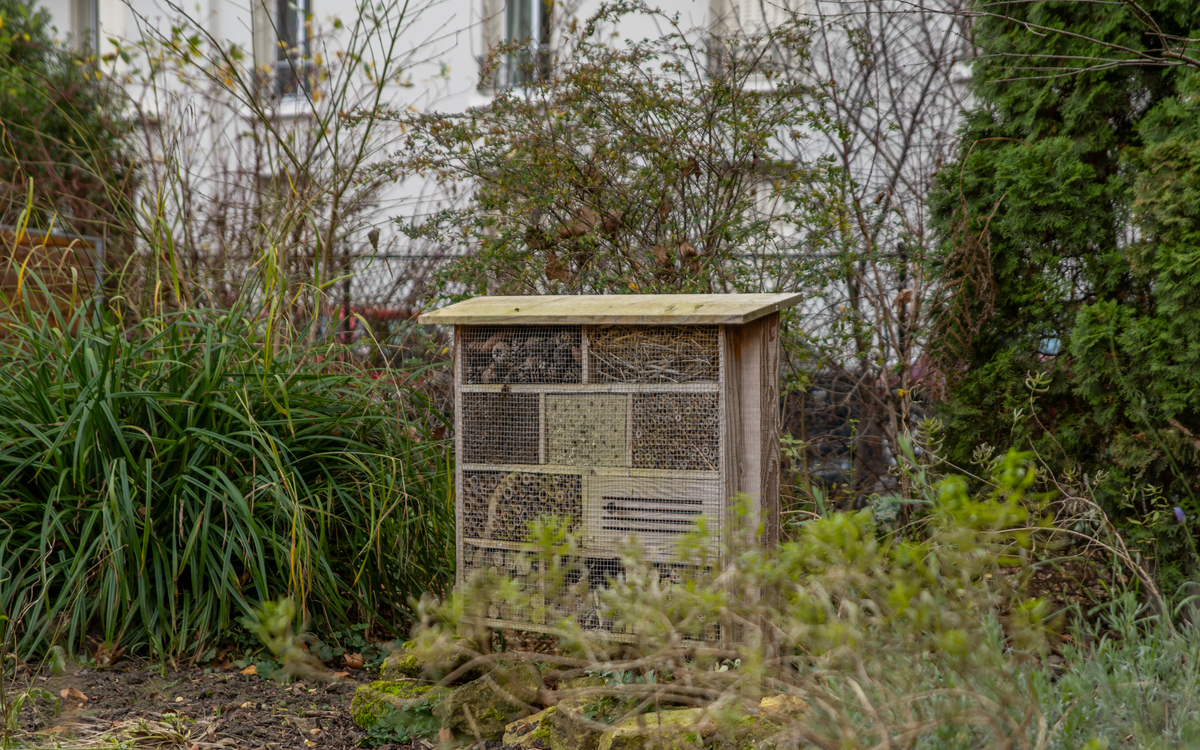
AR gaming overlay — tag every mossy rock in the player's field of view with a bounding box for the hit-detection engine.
[503,706,558,748]
[597,708,715,750]
[350,679,449,732]
[382,638,475,682]
[433,664,542,741]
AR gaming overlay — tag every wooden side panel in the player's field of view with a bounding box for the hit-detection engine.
[753,313,781,546]
[721,314,781,547]
[719,324,743,548]
[454,324,465,588]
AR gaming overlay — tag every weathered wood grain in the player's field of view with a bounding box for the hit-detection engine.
[418,293,802,326]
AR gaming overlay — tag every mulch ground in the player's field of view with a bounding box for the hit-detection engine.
[4,661,417,750]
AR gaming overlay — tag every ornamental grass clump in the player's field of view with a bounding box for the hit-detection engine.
[0,279,454,661]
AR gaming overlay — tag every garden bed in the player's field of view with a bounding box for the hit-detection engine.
[6,662,384,750]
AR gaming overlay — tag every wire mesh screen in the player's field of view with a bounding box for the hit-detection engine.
[631,393,720,471]
[462,393,539,464]
[457,324,724,637]
[462,325,582,384]
[588,325,719,383]
[462,470,583,542]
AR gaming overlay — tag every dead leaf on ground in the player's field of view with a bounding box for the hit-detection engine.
[343,653,364,670]
[60,687,88,702]
[331,671,350,682]
[439,727,454,743]
[240,664,257,675]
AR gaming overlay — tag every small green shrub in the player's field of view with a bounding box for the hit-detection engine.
[0,289,454,660]
[412,450,1052,747]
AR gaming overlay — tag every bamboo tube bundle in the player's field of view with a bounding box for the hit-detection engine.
[588,325,719,383]
[462,470,583,542]
[632,393,720,471]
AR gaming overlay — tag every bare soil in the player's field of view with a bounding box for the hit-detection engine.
[5,662,395,750]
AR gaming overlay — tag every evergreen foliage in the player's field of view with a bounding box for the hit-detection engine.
[931,0,1200,591]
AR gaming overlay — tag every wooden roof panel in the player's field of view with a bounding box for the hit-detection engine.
[418,294,802,326]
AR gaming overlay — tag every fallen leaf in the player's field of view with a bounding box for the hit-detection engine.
[308,728,322,735]
[343,653,364,670]
[331,671,350,682]
[60,687,87,702]
[175,696,185,703]
[239,701,257,709]
[240,664,258,676]
[304,741,317,747]
[439,727,454,743]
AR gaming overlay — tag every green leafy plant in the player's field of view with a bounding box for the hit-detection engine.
[0,0,135,246]
[409,451,1060,747]
[359,694,441,747]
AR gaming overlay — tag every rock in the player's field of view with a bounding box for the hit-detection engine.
[596,708,715,750]
[433,664,542,741]
[349,679,449,733]
[549,700,604,750]
[503,706,557,748]
[382,638,476,682]
[757,694,807,719]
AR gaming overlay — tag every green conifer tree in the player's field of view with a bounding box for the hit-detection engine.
[931,0,1200,590]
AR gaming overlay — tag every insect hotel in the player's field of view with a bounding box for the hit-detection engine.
[419,294,801,633]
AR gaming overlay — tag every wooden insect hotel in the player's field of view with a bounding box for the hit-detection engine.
[419,294,801,633]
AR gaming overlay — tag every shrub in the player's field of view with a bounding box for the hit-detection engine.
[0,287,454,660]
[407,447,1200,747]
[409,450,1056,747]
[0,0,135,249]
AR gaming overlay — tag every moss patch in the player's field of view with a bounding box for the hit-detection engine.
[433,664,542,741]
[597,708,715,750]
[350,679,449,736]
[503,706,557,748]
[382,638,475,682]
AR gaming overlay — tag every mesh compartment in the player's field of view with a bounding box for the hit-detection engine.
[462,325,582,384]
[462,470,582,542]
[546,394,627,467]
[462,542,538,623]
[461,544,718,639]
[632,393,719,471]
[461,393,539,464]
[588,325,718,383]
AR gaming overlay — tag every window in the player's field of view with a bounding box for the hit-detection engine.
[254,0,313,98]
[70,0,98,52]
[70,0,125,55]
[501,0,552,87]
[275,0,313,96]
